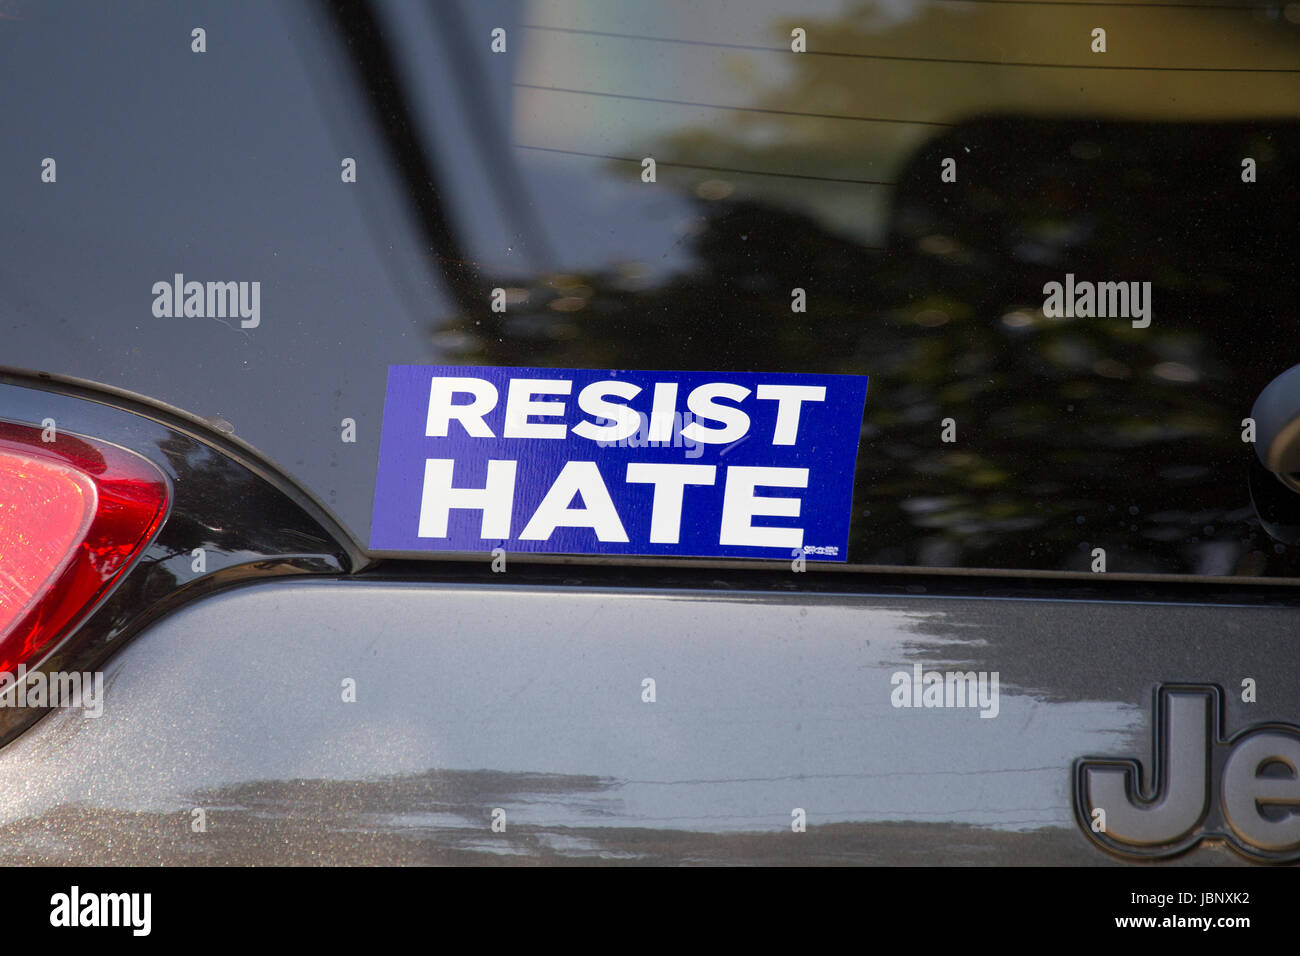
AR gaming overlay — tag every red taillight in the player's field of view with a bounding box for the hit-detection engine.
[0,422,168,674]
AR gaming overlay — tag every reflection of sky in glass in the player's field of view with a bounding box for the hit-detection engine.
[0,2,444,538]
[510,0,1300,256]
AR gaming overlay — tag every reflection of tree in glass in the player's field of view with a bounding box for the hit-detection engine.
[438,97,1298,576]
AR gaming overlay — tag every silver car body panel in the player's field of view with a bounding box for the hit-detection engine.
[0,578,1287,864]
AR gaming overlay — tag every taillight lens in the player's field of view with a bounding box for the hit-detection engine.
[0,421,168,673]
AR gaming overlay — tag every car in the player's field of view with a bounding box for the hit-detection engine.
[1,0,1297,878]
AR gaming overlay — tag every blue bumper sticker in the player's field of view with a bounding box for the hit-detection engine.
[370,366,868,561]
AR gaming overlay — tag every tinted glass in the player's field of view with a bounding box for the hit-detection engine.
[4,0,1298,576]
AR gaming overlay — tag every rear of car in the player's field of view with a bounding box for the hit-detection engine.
[0,0,1298,869]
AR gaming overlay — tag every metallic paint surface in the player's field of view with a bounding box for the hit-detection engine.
[0,579,1287,864]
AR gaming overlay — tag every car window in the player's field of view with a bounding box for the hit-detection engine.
[3,0,1297,577]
